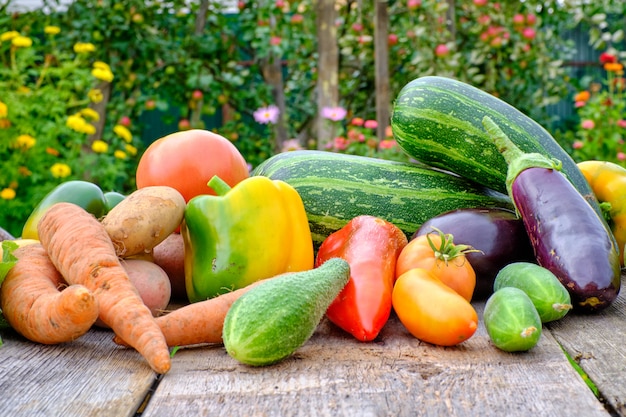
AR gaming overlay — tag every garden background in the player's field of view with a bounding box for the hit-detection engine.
[1,0,626,238]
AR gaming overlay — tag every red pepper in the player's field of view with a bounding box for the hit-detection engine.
[315,215,408,341]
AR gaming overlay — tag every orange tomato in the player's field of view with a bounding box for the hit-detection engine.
[395,231,476,301]
[392,268,478,346]
[136,129,249,202]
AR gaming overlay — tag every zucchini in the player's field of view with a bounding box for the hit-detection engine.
[390,76,602,214]
[252,150,513,246]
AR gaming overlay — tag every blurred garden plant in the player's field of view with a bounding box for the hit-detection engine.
[562,51,626,166]
[0,26,140,237]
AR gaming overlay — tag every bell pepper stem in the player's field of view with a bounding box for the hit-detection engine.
[208,175,232,196]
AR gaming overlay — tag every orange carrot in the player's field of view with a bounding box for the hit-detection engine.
[37,202,171,374]
[114,278,268,348]
[0,243,99,344]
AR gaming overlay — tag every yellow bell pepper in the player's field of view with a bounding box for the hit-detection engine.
[578,160,626,265]
[182,175,314,302]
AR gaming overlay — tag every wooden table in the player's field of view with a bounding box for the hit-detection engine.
[1,282,624,417]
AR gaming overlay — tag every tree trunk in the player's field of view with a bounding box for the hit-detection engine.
[190,0,209,129]
[315,0,339,150]
[374,0,390,142]
[261,55,288,153]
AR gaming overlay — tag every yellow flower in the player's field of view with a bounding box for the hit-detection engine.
[12,36,32,48]
[0,101,7,118]
[92,67,114,82]
[93,61,110,70]
[0,31,19,42]
[83,123,96,135]
[113,124,132,143]
[44,26,61,35]
[66,113,96,135]
[15,134,36,150]
[50,163,71,178]
[0,188,16,200]
[125,143,137,156]
[88,88,103,103]
[114,150,127,159]
[73,42,96,54]
[92,140,108,153]
[80,107,100,121]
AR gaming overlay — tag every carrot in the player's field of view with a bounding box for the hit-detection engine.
[113,279,268,348]
[0,243,99,344]
[37,202,171,374]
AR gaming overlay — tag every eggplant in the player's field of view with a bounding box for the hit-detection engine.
[483,116,621,312]
[414,208,535,300]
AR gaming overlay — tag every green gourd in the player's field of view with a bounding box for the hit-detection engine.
[484,287,542,352]
[222,258,350,366]
[494,262,573,323]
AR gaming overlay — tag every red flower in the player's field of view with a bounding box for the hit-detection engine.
[600,52,617,64]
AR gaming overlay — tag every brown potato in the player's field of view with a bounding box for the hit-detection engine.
[152,232,187,302]
[102,186,185,258]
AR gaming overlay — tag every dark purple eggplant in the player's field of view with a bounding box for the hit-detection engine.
[414,208,535,300]
[483,116,621,312]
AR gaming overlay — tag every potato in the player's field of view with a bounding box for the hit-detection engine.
[102,186,185,258]
[152,232,187,302]
[95,259,172,328]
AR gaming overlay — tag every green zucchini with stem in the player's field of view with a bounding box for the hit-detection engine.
[252,150,513,247]
[390,75,602,216]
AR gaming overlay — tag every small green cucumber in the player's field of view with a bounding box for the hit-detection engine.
[494,262,573,323]
[222,258,350,366]
[484,287,542,352]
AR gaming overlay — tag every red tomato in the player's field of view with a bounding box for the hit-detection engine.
[392,268,478,346]
[136,129,249,202]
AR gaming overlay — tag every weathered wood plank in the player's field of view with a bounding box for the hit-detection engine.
[143,303,609,417]
[0,327,157,417]
[547,281,626,416]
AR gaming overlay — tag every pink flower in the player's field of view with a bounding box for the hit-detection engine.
[581,120,595,130]
[435,44,449,57]
[333,136,348,150]
[379,139,397,149]
[290,14,304,24]
[253,105,280,124]
[270,36,282,46]
[473,0,487,6]
[521,27,536,40]
[351,117,364,126]
[321,106,347,121]
[617,119,626,128]
[512,14,525,26]
[618,152,626,161]
[574,101,586,108]
[572,141,584,150]
[364,119,378,129]
[407,0,421,9]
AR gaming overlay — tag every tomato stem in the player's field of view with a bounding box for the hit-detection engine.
[425,226,482,265]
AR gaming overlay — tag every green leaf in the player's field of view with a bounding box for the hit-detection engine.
[0,241,19,286]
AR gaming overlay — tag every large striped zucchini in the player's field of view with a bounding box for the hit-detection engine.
[391,76,602,214]
[252,150,513,246]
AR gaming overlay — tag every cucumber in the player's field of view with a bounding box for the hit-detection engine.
[222,258,350,366]
[252,150,513,246]
[494,262,572,323]
[484,287,542,352]
[390,76,602,215]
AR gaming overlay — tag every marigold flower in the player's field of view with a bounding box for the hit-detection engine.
[113,124,132,142]
[92,66,114,82]
[73,42,96,54]
[604,62,623,73]
[0,188,16,200]
[12,36,32,48]
[125,144,137,156]
[15,134,36,150]
[44,26,61,35]
[46,147,60,156]
[253,105,280,124]
[573,91,590,102]
[80,108,100,121]
[0,101,7,118]
[114,150,127,159]
[50,163,71,178]
[18,166,32,176]
[88,89,103,103]
[92,140,108,153]
[0,31,19,42]
[321,106,347,122]
[66,113,95,135]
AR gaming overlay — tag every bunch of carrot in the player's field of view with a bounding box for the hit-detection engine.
[1,202,274,372]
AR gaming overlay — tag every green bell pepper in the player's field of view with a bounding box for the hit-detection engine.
[182,175,314,302]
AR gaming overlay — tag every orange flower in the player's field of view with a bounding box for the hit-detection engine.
[604,62,623,73]
[574,90,590,102]
[46,147,60,156]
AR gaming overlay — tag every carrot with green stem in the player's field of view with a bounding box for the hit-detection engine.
[1,243,99,344]
[38,202,171,374]
[114,278,269,348]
